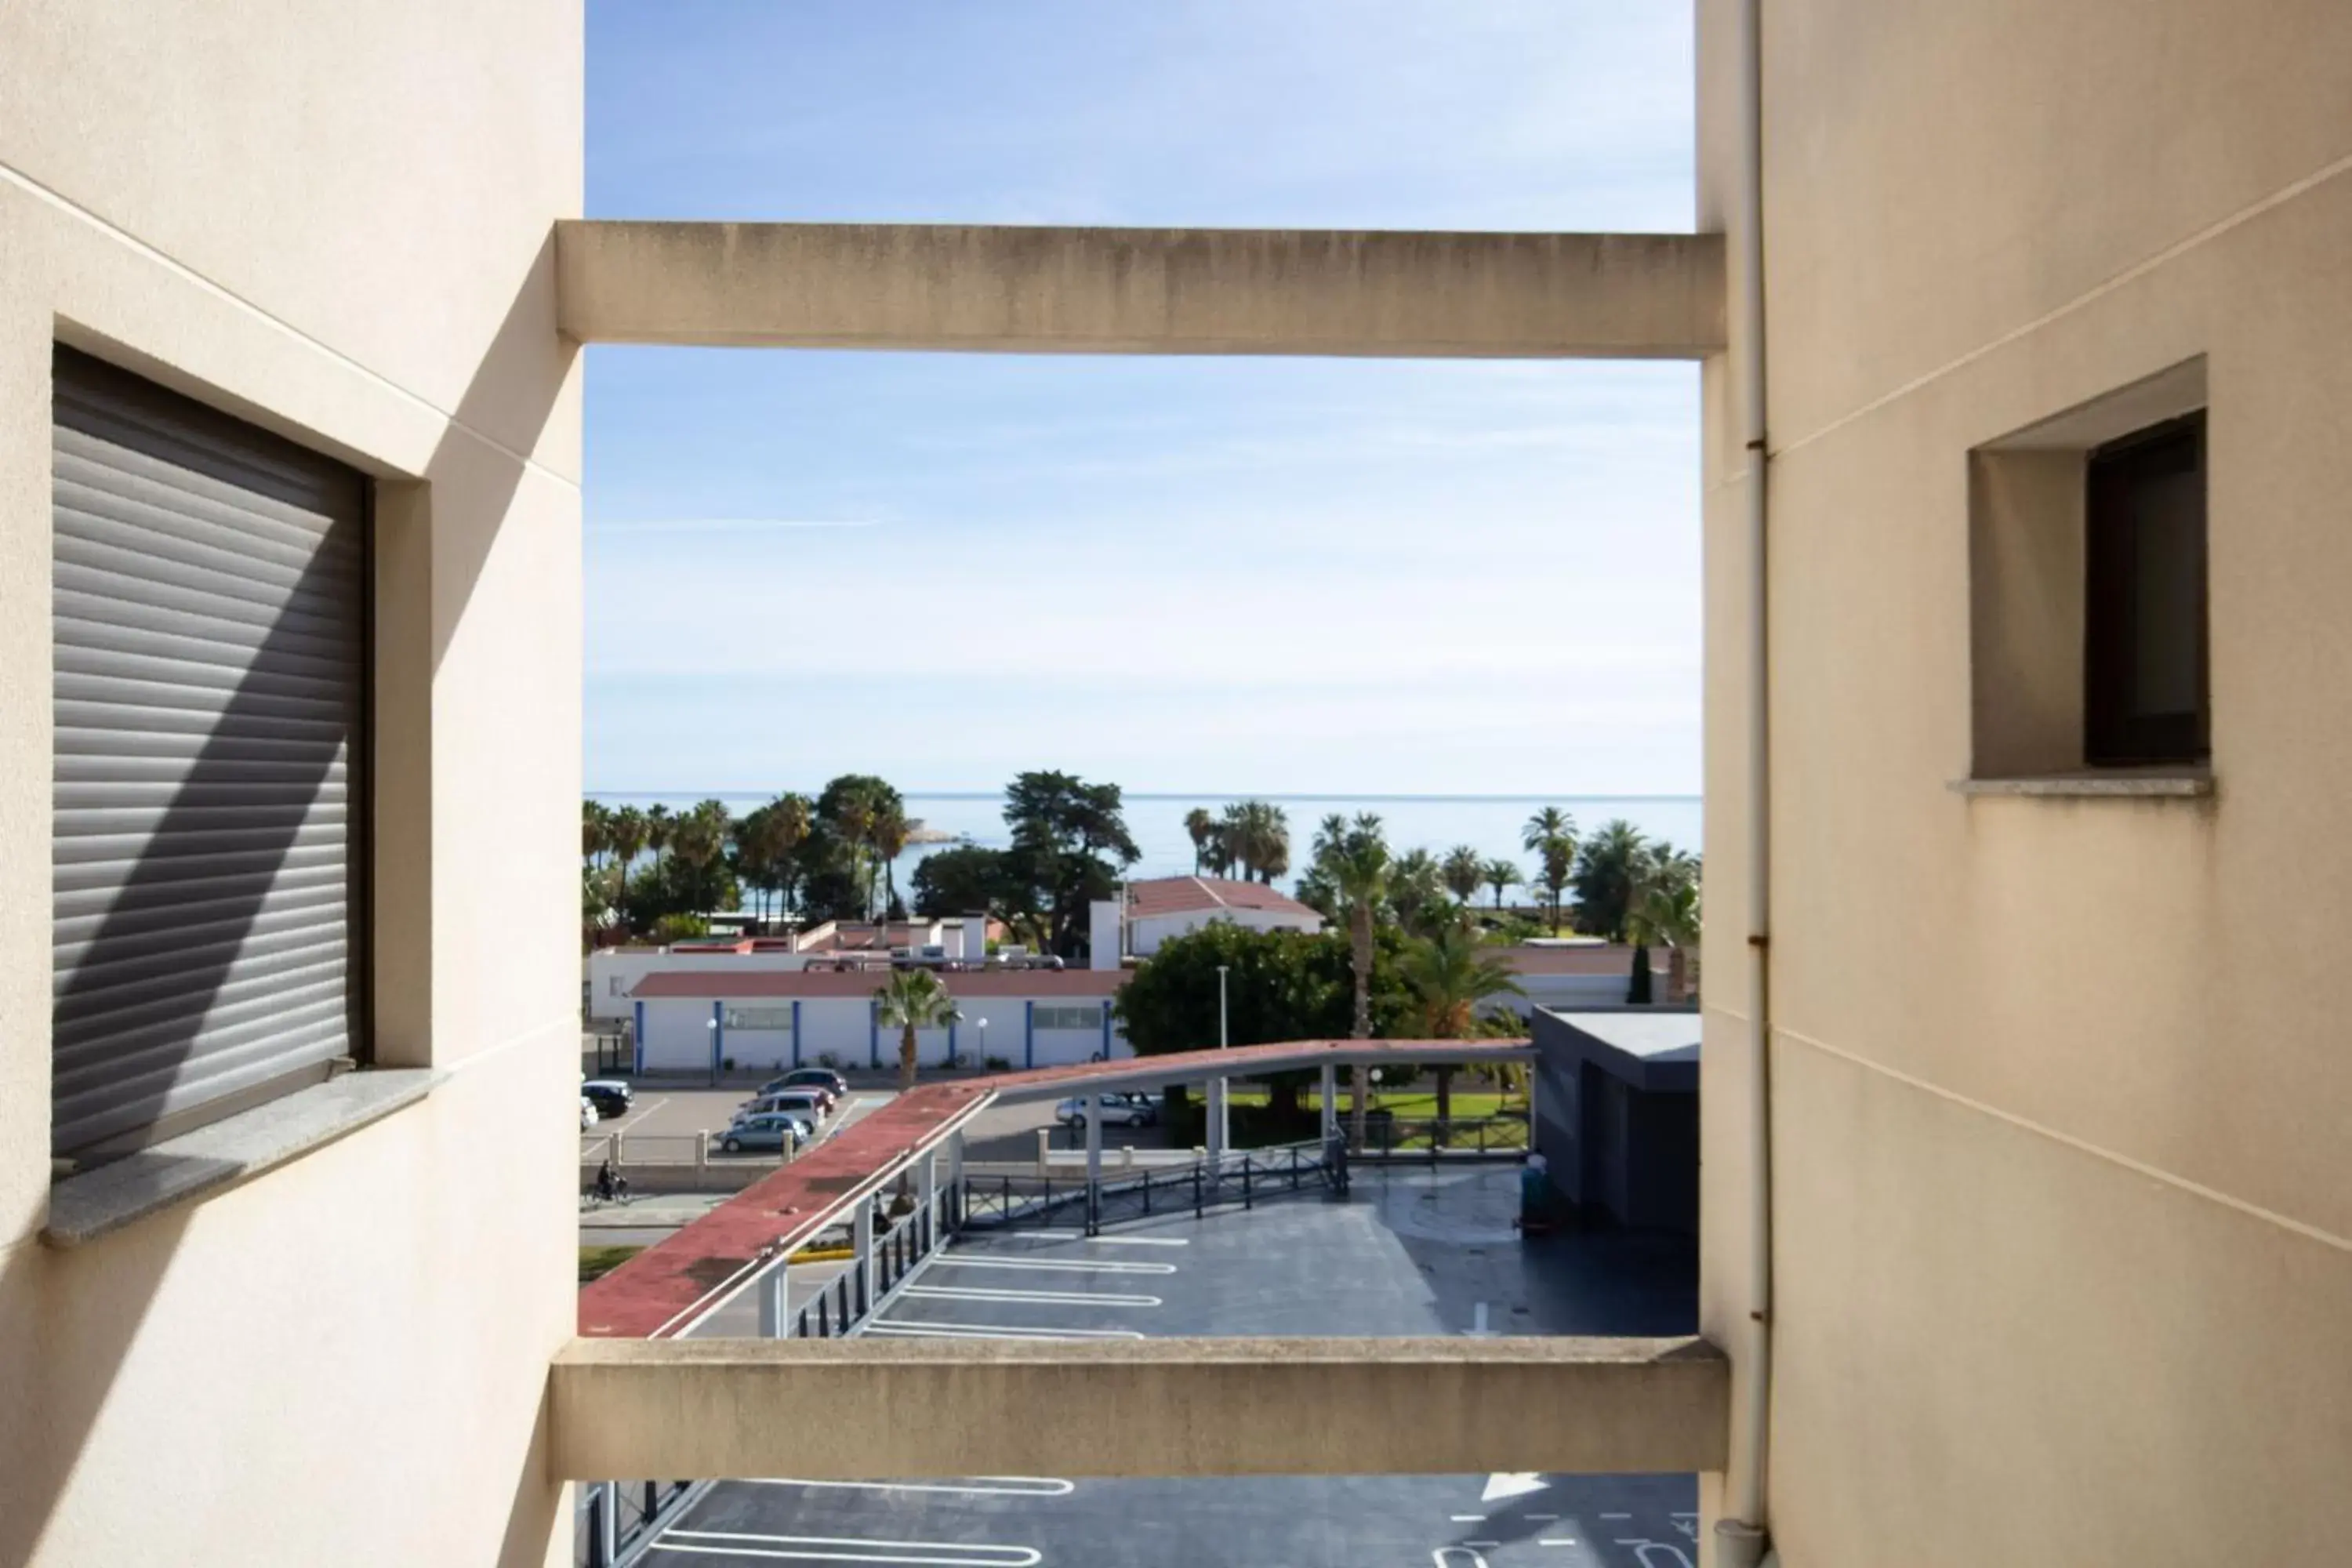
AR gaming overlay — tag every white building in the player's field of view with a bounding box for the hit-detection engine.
[585,914,991,1022]
[1490,942,1679,1016]
[629,968,1131,1074]
[1116,876,1325,959]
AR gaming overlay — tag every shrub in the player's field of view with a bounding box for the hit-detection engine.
[982,1054,1012,1072]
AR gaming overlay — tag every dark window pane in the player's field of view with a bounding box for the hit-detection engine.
[2085,413,2207,765]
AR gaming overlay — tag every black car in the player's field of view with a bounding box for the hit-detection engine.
[580,1079,634,1118]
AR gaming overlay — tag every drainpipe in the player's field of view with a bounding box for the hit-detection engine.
[1715,2,1777,1566]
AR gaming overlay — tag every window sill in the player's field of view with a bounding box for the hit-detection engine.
[1949,768,2213,799]
[44,1069,441,1248]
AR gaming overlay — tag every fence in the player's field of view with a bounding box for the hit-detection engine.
[1344,1113,1529,1162]
[960,1142,1344,1236]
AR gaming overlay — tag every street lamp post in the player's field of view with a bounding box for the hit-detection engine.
[976,1018,988,1069]
[706,1017,719,1089]
[1214,964,1231,1156]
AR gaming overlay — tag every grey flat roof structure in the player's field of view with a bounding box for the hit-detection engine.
[1538,1009,1700,1091]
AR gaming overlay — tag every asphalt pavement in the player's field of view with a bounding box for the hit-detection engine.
[637,1166,1700,1567]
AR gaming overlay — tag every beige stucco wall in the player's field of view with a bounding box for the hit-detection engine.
[0,2,582,1563]
[1697,1,2352,1562]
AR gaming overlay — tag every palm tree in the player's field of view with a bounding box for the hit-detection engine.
[1399,922,1526,1039]
[583,800,611,869]
[644,803,675,868]
[874,968,958,1091]
[1440,844,1486,906]
[1570,818,1651,942]
[608,806,649,931]
[1399,920,1526,1133]
[1251,804,1291,884]
[1183,808,1217,875]
[1522,806,1578,935]
[1388,848,1446,936]
[872,800,916,920]
[1312,812,1392,1044]
[1628,844,1702,1002]
[768,793,813,919]
[1483,858,1521,911]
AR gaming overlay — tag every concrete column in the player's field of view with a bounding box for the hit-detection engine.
[1206,1080,1228,1160]
[1034,1127,1051,1177]
[853,1196,876,1314]
[757,1261,786,1338]
[920,1149,938,1235]
[1319,1064,1338,1140]
[1351,1067,1367,1149]
[947,1130,967,1233]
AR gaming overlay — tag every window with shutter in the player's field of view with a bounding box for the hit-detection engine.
[51,348,370,1167]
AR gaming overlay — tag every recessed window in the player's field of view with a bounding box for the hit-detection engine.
[1033,1004,1105,1031]
[2084,414,2208,765]
[1965,359,2212,786]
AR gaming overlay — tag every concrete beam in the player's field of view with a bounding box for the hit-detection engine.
[555,221,1726,358]
[549,1335,1729,1480]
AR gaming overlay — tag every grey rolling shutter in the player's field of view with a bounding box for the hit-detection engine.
[52,348,368,1161]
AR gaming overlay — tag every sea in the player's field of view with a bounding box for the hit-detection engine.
[590,792,1704,895]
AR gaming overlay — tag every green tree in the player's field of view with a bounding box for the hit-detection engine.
[815,774,902,918]
[1388,848,1448,936]
[1219,800,1291,884]
[1628,841,1702,1002]
[1183,807,1218,875]
[1570,818,1651,942]
[583,799,612,869]
[1483,858,1521,911]
[1002,771,1139,960]
[1522,806,1578,935]
[1112,921,1414,1118]
[1399,920,1526,1126]
[871,799,917,923]
[1398,921,1526,1039]
[875,967,958,1091]
[909,843,1010,917]
[1312,812,1392,1044]
[1441,844,1486,905]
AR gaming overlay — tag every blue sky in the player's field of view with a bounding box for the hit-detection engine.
[583,3,1697,797]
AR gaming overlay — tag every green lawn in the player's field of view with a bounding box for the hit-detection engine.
[1219,1087,1526,1120]
[578,1244,643,1283]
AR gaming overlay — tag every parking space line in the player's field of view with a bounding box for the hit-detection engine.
[932,1257,1177,1276]
[901,1285,1161,1307]
[1019,1231,1189,1247]
[743,1478,1073,1498]
[865,1322,1148,1341]
[655,1529,1040,1566]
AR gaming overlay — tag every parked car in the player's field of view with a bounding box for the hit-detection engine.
[739,1089,828,1124]
[757,1067,848,1102]
[1057,1092,1160,1129]
[580,1079,633,1119]
[719,1112,807,1155]
[579,1096,599,1131]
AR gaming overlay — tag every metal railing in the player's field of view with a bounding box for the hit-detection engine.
[1343,1113,1530,1161]
[961,1141,1345,1236]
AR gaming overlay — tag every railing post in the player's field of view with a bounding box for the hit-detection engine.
[586,1481,615,1568]
[1243,1156,1253,1210]
[1193,1159,1204,1218]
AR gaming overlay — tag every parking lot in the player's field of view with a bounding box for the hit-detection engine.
[645,1166,1700,1567]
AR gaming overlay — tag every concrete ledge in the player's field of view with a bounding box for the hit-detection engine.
[556,222,1726,359]
[1951,768,2214,798]
[548,1334,1729,1479]
[44,1069,440,1247]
